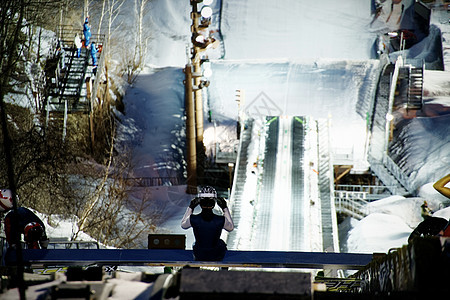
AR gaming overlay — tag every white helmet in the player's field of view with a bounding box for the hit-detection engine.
[198,186,217,198]
[0,189,13,212]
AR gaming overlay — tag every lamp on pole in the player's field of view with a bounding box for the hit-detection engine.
[185,0,214,191]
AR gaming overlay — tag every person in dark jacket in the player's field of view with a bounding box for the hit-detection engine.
[0,189,49,250]
[181,186,234,261]
[5,208,49,249]
[408,216,448,244]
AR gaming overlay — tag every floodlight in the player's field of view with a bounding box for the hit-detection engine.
[195,34,206,43]
[387,32,398,38]
[203,65,212,78]
[201,6,213,18]
[202,61,212,78]
[386,113,394,121]
[203,0,213,5]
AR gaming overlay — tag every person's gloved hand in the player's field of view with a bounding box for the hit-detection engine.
[40,238,49,249]
[189,197,200,209]
[216,197,227,209]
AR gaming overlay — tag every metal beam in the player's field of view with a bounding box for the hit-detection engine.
[14,249,373,270]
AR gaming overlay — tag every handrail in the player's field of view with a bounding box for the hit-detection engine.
[125,177,181,187]
[382,153,414,193]
[365,59,412,196]
[54,25,106,110]
[334,191,370,219]
[335,184,394,196]
[355,237,450,293]
[47,240,100,250]
[16,249,373,270]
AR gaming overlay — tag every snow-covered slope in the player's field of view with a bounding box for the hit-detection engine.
[221,0,377,60]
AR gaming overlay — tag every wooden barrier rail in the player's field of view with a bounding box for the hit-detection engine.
[11,249,373,270]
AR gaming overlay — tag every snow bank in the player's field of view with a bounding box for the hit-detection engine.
[347,213,412,254]
[346,190,450,254]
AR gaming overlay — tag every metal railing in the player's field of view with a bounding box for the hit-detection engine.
[367,156,408,195]
[47,239,99,250]
[0,236,100,266]
[334,191,370,220]
[365,59,413,196]
[382,154,414,194]
[335,184,394,199]
[125,177,181,187]
[355,237,450,293]
[54,25,106,108]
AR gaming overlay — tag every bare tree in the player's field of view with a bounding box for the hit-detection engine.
[0,0,61,115]
[73,138,163,248]
[118,0,150,84]
[96,0,107,38]
[75,127,115,238]
[0,0,161,249]
[84,0,92,21]
[0,0,71,213]
[105,0,125,49]
[135,0,149,67]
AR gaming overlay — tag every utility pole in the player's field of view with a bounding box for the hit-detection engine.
[193,51,205,184]
[184,64,197,194]
[185,0,214,192]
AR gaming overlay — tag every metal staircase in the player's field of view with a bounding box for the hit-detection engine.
[367,63,410,195]
[44,25,106,140]
[334,191,369,220]
[334,184,397,220]
[406,65,423,110]
[47,44,90,113]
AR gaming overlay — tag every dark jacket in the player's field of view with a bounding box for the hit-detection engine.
[408,217,448,244]
[4,207,46,246]
[190,210,227,261]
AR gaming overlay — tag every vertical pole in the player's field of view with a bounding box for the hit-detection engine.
[184,64,197,194]
[193,60,203,139]
[87,77,95,153]
[45,100,49,129]
[89,111,95,154]
[59,3,63,40]
[190,1,205,183]
[235,89,245,139]
[193,58,205,182]
[228,163,234,190]
[63,99,67,142]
